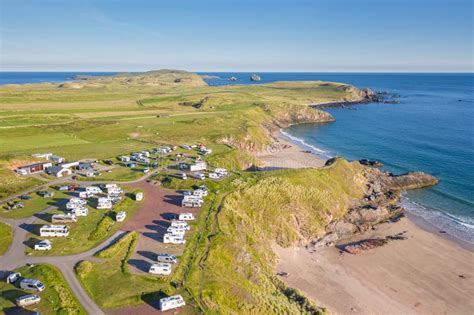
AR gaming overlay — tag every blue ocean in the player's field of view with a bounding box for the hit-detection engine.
[2,72,473,244]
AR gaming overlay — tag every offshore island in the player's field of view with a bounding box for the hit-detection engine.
[0,70,472,314]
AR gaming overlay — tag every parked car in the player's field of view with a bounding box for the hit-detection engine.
[194,173,205,180]
[103,159,114,165]
[6,272,21,284]
[143,167,150,173]
[20,195,32,200]
[8,201,24,210]
[156,253,178,264]
[34,240,52,251]
[58,185,69,191]
[37,191,54,198]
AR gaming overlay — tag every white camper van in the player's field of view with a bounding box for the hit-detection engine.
[16,294,41,307]
[156,253,177,264]
[115,211,126,222]
[148,263,172,275]
[159,295,185,312]
[71,206,88,217]
[167,227,186,236]
[40,225,69,237]
[85,186,102,194]
[170,221,190,230]
[135,192,144,201]
[181,196,202,208]
[163,233,186,244]
[178,212,195,221]
[20,279,45,292]
[51,213,77,224]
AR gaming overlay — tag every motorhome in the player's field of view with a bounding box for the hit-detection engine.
[116,211,126,222]
[97,197,112,209]
[181,196,202,208]
[156,253,177,264]
[148,263,172,275]
[39,225,70,237]
[208,172,220,179]
[193,189,208,197]
[178,212,195,221]
[20,279,46,292]
[159,295,185,311]
[78,191,93,199]
[16,294,41,307]
[170,220,190,230]
[163,233,186,244]
[135,192,144,201]
[167,226,186,236]
[71,207,88,217]
[85,186,102,194]
[34,240,52,251]
[51,213,77,224]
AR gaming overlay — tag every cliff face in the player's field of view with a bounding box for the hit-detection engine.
[272,107,334,129]
[311,160,438,249]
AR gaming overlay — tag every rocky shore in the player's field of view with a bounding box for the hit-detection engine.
[311,157,439,249]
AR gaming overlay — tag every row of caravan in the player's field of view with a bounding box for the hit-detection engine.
[163,218,192,244]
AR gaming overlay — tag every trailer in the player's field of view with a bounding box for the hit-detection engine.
[163,233,186,244]
[16,294,41,307]
[159,295,185,312]
[52,213,77,223]
[39,225,69,237]
[20,279,46,292]
[148,263,172,275]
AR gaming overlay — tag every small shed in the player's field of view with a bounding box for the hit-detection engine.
[47,166,72,178]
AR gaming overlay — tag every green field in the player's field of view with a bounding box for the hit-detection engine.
[0,187,70,219]
[0,222,13,256]
[0,70,372,313]
[0,264,86,314]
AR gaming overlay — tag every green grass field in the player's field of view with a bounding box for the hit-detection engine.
[0,222,13,256]
[0,264,86,314]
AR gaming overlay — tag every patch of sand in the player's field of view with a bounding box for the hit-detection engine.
[274,217,474,314]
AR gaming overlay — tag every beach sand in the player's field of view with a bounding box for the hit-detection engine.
[253,133,326,169]
[274,217,474,315]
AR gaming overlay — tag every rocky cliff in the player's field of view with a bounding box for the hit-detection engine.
[311,158,438,249]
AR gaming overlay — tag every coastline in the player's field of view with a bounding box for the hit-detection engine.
[263,127,474,314]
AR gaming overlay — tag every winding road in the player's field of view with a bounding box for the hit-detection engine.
[0,170,161,314]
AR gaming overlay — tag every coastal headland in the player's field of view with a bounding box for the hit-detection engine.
[0,70,471,314]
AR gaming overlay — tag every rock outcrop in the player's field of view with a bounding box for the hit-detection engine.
[250,74,261,81]
[310,165,438,249]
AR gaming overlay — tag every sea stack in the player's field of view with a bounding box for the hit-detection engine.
[229,76,238,81]
[250,74,261,81]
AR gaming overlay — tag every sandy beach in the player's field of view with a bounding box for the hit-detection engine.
[253,132,326,169]
[274,217,474,315]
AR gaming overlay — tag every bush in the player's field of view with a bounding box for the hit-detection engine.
[96,232,138,259]
[75,260,93,279]
[88,214,115,241]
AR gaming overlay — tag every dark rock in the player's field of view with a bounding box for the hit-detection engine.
[250,74,261,81]
[359,159,383,167]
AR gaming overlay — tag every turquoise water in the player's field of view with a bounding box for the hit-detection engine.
[2,72,473,243]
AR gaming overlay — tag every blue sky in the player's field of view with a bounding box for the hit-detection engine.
[1,0,472,72]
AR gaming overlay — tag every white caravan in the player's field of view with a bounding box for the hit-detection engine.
[208,172,220,179]
[159,295,185,312]
[85,186,102,194]
[71,206,88,217]
[170,221,190,230]
[148,263,172,275]
[167,227,186,236]
[40,225,69,237]
[163,233,186,244]
[178,212,195,221]
[97,197,112,209]
[193,189,208,197]
[78,191,93,198]
[16,294,41,307]
[181,196,203,208]
[20,279,46,292]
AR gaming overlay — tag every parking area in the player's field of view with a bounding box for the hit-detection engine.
[124,181,201,276]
